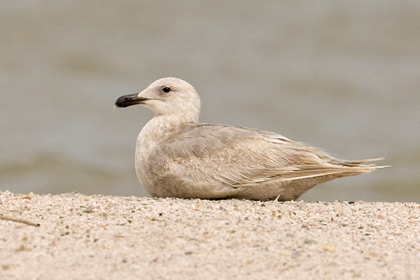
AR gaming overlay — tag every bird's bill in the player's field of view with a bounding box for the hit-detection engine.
[115,93,149,108]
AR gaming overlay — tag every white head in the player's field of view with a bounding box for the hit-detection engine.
[115,77,201,123]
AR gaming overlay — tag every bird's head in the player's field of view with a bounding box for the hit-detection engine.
[115,77,201,123]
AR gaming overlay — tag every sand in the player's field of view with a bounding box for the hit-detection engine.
[0,191,419,279]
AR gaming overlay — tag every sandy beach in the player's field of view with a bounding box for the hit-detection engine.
[0,191,419,279]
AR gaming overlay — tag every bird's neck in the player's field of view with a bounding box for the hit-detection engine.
[137,114,198,151]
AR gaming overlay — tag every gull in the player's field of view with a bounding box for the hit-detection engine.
[115,77,384,200]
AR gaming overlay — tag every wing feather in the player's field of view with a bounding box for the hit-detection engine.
[148,124,375,189]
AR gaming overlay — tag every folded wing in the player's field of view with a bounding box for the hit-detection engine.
[148,124,380,189]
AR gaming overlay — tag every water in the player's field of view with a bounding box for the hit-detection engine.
[1,1,420,201]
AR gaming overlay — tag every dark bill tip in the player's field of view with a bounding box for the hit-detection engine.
[115,93,148,108]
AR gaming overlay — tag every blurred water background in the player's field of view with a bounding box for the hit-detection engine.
[1,1,419,201]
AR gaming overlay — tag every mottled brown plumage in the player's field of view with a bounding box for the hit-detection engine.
[115,78,384,200]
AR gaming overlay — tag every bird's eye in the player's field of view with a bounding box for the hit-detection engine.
[162,87,171,93]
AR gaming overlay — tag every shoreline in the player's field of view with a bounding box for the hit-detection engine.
[1,191,419,279]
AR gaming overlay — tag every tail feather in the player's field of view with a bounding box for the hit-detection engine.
[269,158,388,183]
[336,158,389,178]
[335,157,381,165]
